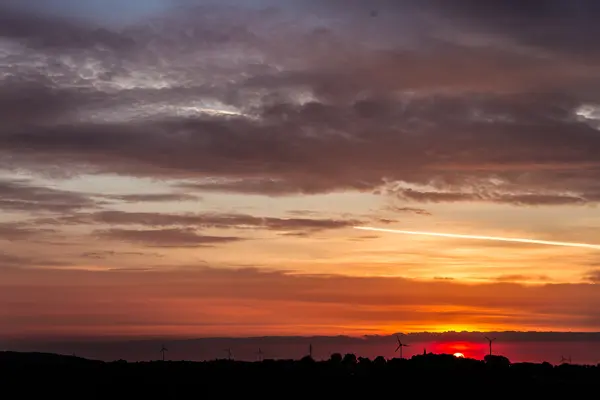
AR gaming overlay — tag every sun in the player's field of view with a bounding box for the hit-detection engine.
[453,353,465,358]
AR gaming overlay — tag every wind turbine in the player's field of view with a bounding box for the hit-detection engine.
[309,343,313,358]
[256,347,264,362]
[559,355,572,364]
[484,336,496,356]
[224,348,233,361]
[160,344,168,361]
[395,335,409,359]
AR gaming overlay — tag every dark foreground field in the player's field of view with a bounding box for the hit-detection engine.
[1,351,599,396]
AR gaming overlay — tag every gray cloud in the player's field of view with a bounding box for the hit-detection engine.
[80,251,163,260]
[99,193,202,203]
[491,274,553,283]
[39,210,362,233]
[386,206,432,216]
[0,250,71,269]
[0,5,135,51]
[0,179,97,213]
[584,270,600,284]
[1,1,600,206]
[94,228,243,248]
[0,223,57,241]
[395,188,588,206]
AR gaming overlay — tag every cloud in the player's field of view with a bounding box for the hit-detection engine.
[80,251,163,260]
[39,210,361,233]
[0,179,97,213]
[386,206,432,216]
[2,266,600,338]
[94,228,244,248]
[0,250,71,269]
[584,270,600,283]
[0,222,56,241]
[99,193,202,203]
[0,5,135,51]
[395,188,588,206]
[491,274,553,283]
[1,0,600,206]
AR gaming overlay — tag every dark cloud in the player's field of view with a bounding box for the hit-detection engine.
[1,1,600,206]
[0,222,56,241]
[395,189,588,206]
[0,5,134,50]
[94,228,243,248]
[427,0,600,56]
[99,193,202,203]
[80,251,163,260]
[584,270,600,283]
[0,179,97,213]
[0,252,31,268]
[492,274,553,283]
[39,210,361,235]
[348,235,380,242]
[386,206,432,216]
[0,250,70,269]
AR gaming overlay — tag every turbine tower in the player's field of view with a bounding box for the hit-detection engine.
[395,335,409,359]
[160,344,168,361]
[257,347,264,362]
[484,336,496,356]
[309,343,313,358]
[224,348,233,361]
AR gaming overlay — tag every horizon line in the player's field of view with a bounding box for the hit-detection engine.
[6,330,600,342]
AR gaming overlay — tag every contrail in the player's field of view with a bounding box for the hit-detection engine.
[353,226,600,250]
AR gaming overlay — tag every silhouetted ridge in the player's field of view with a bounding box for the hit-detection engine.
[1,350,598,395]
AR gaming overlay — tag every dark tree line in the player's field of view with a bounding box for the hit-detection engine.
[1,351,598,396]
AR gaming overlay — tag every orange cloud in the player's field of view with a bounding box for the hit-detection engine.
[1,266,599,340]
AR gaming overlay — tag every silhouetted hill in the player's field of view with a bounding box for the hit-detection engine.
[1,351,598,396]
[0,351,102,366]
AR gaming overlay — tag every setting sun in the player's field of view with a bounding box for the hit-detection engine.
[454,353,465,358]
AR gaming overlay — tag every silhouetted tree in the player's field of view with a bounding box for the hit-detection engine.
[329,353,342,363]
[358,357,371,365]
[301,355,315,364]
[373,356,386,366]
[484,354,510,368]
[342,353,357,365]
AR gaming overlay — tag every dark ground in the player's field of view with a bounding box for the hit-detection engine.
[1,351,599,397]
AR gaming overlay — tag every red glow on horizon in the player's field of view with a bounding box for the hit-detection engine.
[430,341,486,359]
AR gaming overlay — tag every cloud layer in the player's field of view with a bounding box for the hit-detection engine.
[3,266,600,339]
[2,0,600,339]
[1,0,599,204]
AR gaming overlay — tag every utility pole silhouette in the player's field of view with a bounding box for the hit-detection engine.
[256,348,264,362]
[309,343,313,358]
[160,344,168,361]
[485,336,496,356]
[395,335,409,359]
[224,348,233,361]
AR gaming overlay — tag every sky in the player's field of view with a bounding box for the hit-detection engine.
[1,0,600,343]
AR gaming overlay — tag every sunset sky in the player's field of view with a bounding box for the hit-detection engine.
[2,0,600,341]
